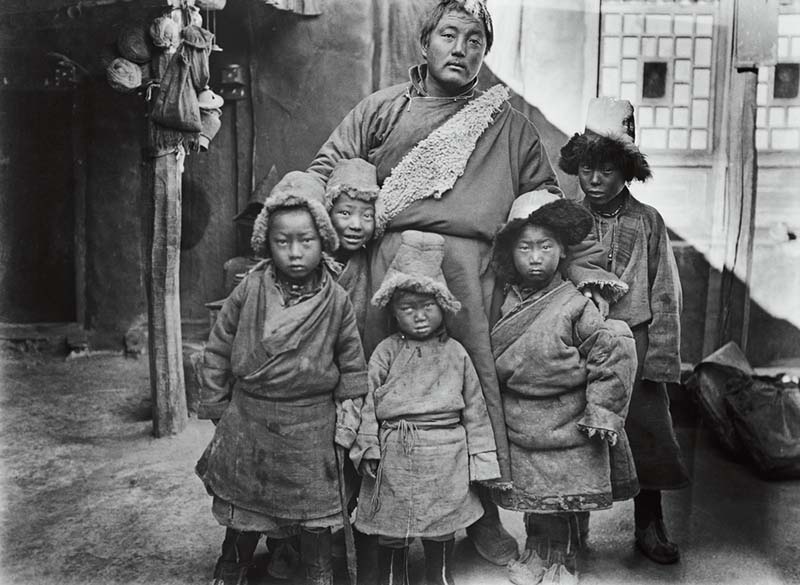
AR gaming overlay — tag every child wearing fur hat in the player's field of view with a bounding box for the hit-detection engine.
[559,98,689,566]
[194,171,368,585]
[351,230,500,585]
[490,192,638,585]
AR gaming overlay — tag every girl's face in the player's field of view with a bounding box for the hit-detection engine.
[578,161,626,205]
[268,208,322,282]
[391,290,443,340]
[512,224,565,289]
[329,194,375,252]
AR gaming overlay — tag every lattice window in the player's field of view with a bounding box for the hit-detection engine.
[600,2,718,151]
[756,8,800,151]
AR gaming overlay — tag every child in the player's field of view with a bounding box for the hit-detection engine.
[490,191,638,585]
[351,230,500,585]
[559,98,689,565]
[325,158,379,339]
[195,171,368,585]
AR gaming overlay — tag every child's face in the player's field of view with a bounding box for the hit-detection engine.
[512,224,565,289]
[268,208,322,282]
[578,161,626,205]
[330,194,376,252]
[391,290,443,340]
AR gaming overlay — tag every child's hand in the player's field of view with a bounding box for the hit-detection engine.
[583,287,610,319]
[579,425,618,446]
[359,459,379,479]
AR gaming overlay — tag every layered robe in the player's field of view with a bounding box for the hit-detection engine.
[308,65,619,480]
[351,331,499,538]
[195,261,368,527]
[583,190,689,489]
[491,275,639,512]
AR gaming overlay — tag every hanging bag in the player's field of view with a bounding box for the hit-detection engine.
[150,47,202,132]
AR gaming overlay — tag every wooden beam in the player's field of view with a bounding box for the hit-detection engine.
[143,147,188,437]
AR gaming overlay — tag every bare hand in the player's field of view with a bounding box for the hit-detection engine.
[583,287,610,319]
[360,459,379,479]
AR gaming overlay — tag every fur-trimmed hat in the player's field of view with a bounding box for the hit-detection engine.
[250,171,339,256]
[558,97,652,182]
[492,189,594,284]
[372,230,461,313]
[325,159,380,209]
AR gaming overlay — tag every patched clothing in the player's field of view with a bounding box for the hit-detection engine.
[352,332,499,538]
[195,261,368,527]
[491,275,639,512]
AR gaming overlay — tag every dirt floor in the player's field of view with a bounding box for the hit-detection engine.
[1,351,799,585]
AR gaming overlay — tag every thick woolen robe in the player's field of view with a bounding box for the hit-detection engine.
[491,275,639,512]
[351,332,499,538]
[195,261,368,523]
[582,190,690,489]
[336,247,371,341]
[308,65,617,481]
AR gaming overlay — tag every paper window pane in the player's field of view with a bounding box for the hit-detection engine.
[638,106,654,127]
[778,37,790,59]
[622,37,639,57]
[693,69,711,98]
[645,14,671,35]
[757,83,768,106]
[695,38,713,66]
[673,107,689,127]
[674,60,691,82]
[758,67,769,82]
[769,107,786,127]
[621,83,638,102]
[669,129,688,149]
[603,37,621,65]
[756,129,769,150]
[604,13,622,34]
[640,128,667,149]
[772,129,800,149]
[757,107,767,127]
[777,14,800,37]
[658,37,673,58]
[691,129,708,150]
[622,59,638,81]
[624,14,644,34]
[674,83,690,105]
[787,107,800,127]
[676,37,693,58]
[656,107,671,127]
[792,38,800,59]
[696,15,713,36]
[642,37,658,57]
[674,15,693,36]
[601,68,620,97]
[692,99,709,128]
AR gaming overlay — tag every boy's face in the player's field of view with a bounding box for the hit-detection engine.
[268,208,322,282]
[512,224,565,289]
[330,194,375,252]
[422,8,486,97]
[578,162,626,205]
[391,290,444,340]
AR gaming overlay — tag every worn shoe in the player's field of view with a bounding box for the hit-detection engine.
[266,540,299,580]
[635,519,680,564]
[211,560,250,585]
[507,548,546,585]
[540,563,578,585]
[467,514,519,565]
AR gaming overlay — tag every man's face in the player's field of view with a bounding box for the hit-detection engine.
[422,8,486,97]
[578,162,627,206]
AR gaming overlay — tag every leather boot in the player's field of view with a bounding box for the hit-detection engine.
[422,539,455,585]
[299,528,333,585]
[466,498,518,565]
[212,529,260,585]
[376,544,409,585]
[634,489,679,564]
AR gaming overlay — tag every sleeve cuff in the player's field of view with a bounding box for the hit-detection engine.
[469,451,501,482]
[335,425,357,449]
[349,440,380,469]
[578,405,625,435]
[335,371,369,400]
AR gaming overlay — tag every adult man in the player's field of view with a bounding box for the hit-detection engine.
[308,0,622,569]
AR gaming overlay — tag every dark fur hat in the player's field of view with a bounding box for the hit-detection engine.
[492,198,593,285]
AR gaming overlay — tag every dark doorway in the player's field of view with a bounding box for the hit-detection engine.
[0,91,76,323]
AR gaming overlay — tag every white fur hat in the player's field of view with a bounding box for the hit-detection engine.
[371,230,461,313]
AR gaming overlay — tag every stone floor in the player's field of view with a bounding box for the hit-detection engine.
[0,352,798,585]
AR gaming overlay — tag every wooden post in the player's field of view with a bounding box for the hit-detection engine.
[143,147,188,437]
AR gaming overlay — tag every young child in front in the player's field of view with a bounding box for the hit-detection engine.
[194,171,368,585]
[351,230,500,585]
[490,191,638,585]
[559,97,689,565]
